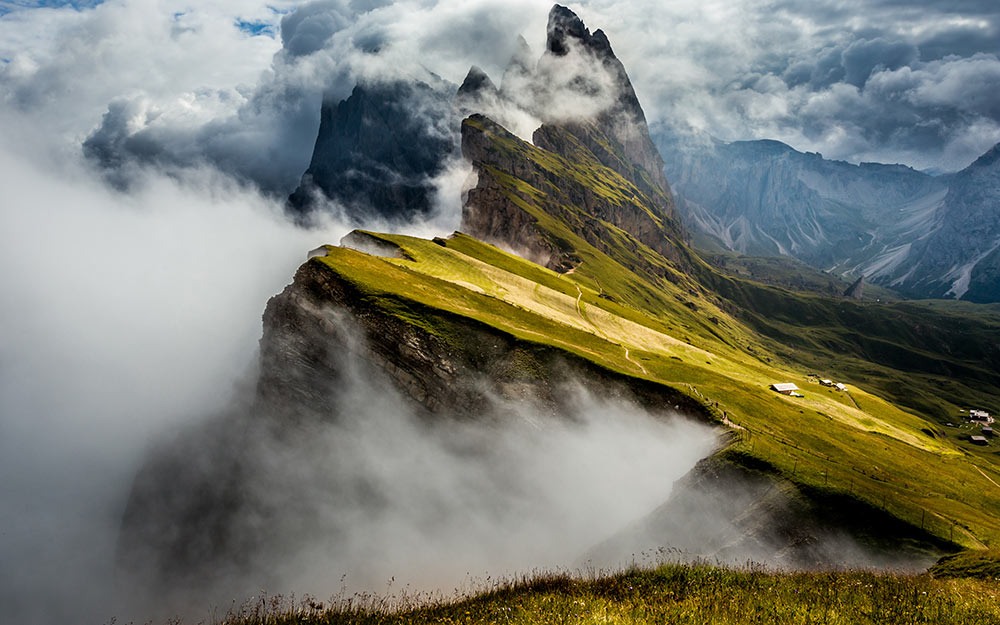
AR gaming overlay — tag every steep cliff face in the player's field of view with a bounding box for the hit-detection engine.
[287,80,457,222]
[538,5,671,199]
[257,253,700,418]
[457,5,687,275]
[901,144,1000,301]
[460,114,689,276]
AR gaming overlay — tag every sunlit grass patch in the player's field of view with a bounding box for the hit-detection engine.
[217,562,1000,625]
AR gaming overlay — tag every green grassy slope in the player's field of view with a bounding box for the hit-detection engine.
[931,549,1000,579]
[317,230,1000,550]
[462,114,1000,428]
[309,110,1000,556]
[701,250,901,301]
[220,563,1000,624]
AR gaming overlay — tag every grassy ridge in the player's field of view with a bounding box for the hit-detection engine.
[465,113,1000,426]
[317,234,1000,550]
[312,112,1000,557]
[931,549,1000,579]
[219,563,1000,625]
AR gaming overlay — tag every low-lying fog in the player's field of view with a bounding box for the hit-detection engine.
[0,110,718,625]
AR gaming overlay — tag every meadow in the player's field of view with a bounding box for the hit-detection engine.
[318,229,1000,551]
[217,561,1000,625]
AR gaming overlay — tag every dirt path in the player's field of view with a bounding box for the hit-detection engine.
[572,284,647,375]
[623,346,648,375]
[975,465,1000,490]
[845,391,860,409]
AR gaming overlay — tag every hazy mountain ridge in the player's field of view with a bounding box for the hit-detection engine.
[659,130,1000,301]
[910,144,1000,302]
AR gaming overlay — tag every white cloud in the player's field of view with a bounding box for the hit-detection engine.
[0,106,351,624]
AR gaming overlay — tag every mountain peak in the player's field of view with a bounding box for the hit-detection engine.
[546,4,615,60]
[546,5,587,55]
[967,142,1000,170]
[458,66,498,98]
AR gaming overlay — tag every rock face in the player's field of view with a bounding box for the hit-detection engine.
[902,144,1000,302]
[287,80,457,222]
[539,4,670,196]
[461,114,688,275]
[458,5,688,274]
[660,130,1000,301]
[844,275,864,299]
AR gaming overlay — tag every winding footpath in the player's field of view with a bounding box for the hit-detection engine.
[572,282,648,376]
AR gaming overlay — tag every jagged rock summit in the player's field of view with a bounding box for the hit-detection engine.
[287,78,457,223]
[288,4,677,233]
[541,4,668,193]
[457,66,498,99]
[458,5,687,274]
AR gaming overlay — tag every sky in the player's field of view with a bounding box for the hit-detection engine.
[0,0,998,622]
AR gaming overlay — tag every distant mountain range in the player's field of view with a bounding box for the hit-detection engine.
[657,130,1000,302]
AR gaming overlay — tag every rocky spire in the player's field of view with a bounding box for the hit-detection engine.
[457,66,498,99]
[501,35,534,95]
[546,4,615,60]
[844,275,864,299]
[537,4,671,197]
[546,4,589,56]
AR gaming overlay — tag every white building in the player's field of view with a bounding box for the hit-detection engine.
[770,383,800,395]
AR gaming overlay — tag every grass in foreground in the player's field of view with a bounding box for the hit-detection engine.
[217,563,1000,625]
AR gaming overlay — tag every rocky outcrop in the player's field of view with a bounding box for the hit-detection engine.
[461,112,690,276]
[844,275,864,299]
[287,79,457,222]
[540,5,671,197]
[258,254,703,418]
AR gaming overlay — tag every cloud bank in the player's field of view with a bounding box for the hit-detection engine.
[4,0,997,194]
